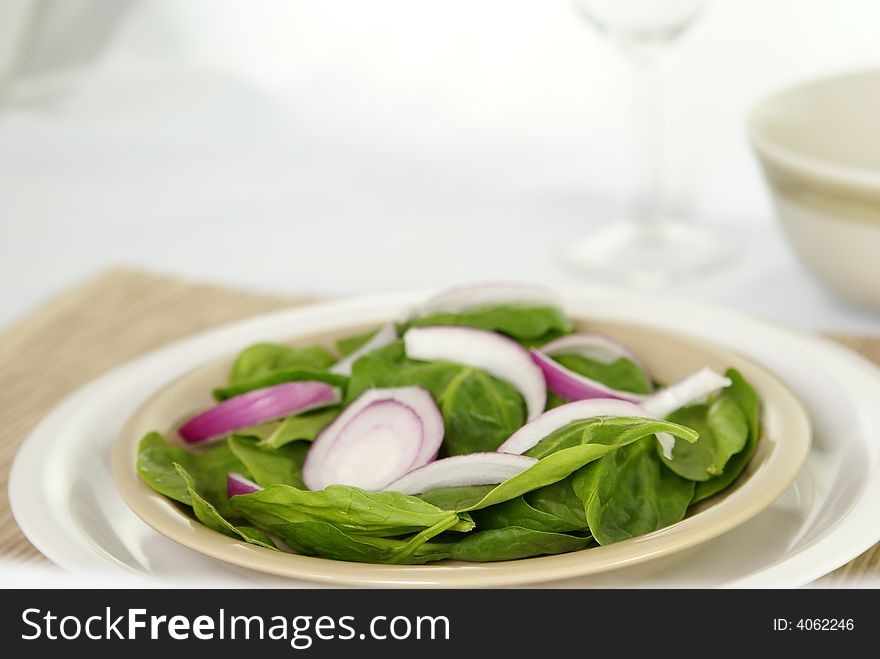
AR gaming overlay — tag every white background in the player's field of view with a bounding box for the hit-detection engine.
[2,0,880,332]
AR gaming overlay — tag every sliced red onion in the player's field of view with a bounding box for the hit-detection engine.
[403,326,546,421]
[227,472,262,498]
[329,322,397,376]
[302,387,444,491]
[642,367,732,419]
[179,381,341,445]
[416,282,561,315]
[530,348,648,404]
[383,453,537,496]
[497,398,660,455]
[540,333,652,389]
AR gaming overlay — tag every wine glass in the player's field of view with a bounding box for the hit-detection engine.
[565,0,731,285]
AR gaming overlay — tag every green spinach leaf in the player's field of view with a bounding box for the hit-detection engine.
[344,341,408,395]
[545,391,568,410]
[231,483,474,538]
[573,439,695,545]
[417,485,495,510]
[448,527,592,561]
[404,303,573,345]
[227,435,309,489]
[524,475,588,530]
[234,408,339,449]
[336,328,383,356]
[472,495,586,533]
[263,521,590,564]
[261,520,459,564]
[229,343,335,384]
[660,396,748,481]
[136,432,247,518]
[551,353,652,395]
[692,369,761,502]
[173,463,275,549]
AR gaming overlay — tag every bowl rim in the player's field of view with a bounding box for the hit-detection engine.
[747,68,880,191]
[112,293,812,587]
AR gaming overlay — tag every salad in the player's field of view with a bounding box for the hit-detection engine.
[137,283,760,564]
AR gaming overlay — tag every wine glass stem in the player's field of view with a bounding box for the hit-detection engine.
[628,46,671,230]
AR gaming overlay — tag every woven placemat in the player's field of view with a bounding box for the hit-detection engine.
[1,268,877,585]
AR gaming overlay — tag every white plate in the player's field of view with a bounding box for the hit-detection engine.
[9,291,880,587]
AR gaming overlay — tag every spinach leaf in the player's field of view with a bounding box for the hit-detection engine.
[261,521,590,564]
[545,391,568,410]
[692,369,761,502]
[227,435,309,489]
[524,475,588,530]
[573,439,695,545]
[260,520,459,564]
[462,417,698,512]
[231,483,474,538]
[137,433,194,505]
[429,364,526,455]
[551,353,652,395]
[213,370,347,402]
[173,463,275,549]
[404,303,574,344]
[417,485,495,510]
[448,527,592,562]
[724,368,760,441]
[234,408,339,449]
[229,343,335,384]
[336,328,383,356]
[392,514,465,563]
[659,396,748,481]
[237,527,278,547]
[471,496,586,533]
[136,432,247,518]
[348,341,526,455]
[345,341,408,395]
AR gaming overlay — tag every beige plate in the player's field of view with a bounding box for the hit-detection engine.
[113,316,811,587]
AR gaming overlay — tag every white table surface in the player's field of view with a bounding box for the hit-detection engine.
[2,67,880,336]
[4,0,880,333]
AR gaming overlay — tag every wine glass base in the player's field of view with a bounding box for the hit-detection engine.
[562,219,735,286]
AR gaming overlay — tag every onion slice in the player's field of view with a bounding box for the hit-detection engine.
[227,472,262,498]
[497,398,659,455]
[416,282,561,316]
[179,381,341,445]
[540,333,652,388]
[642,367,732,419]
[302,387,444,491]
[530,348,648,404]
[330,322,397,376]
[383,453,537,496]
[404,326,546,421]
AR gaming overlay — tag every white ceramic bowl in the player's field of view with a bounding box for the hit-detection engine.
[748,69,880,311]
